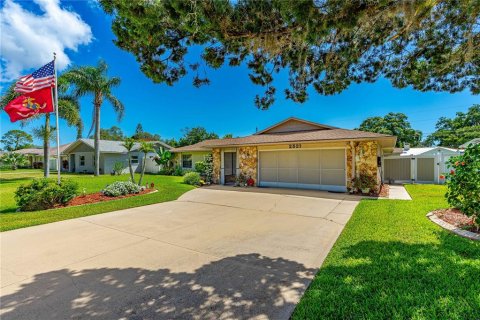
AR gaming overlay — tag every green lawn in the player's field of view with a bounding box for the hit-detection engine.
[0,170,194,232]
[292,185,480,319]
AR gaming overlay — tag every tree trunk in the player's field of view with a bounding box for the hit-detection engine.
[94,98,101,176]
[138,153,146,186]
[128,153,135,183]
[44,113,50,178]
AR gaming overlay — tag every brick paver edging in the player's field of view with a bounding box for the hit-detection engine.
[426,211,480,241]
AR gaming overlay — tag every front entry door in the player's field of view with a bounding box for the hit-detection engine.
[224,152,237,184]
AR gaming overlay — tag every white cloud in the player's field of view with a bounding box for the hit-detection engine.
[0,0,92,81]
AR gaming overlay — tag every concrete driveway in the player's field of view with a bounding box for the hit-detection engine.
[1,188,358,320]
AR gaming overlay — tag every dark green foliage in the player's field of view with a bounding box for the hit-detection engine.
[131,123,160,141]
[177,127,219,147]
[99,126,125,141]
[0,130,33,151]
[173,165,185,176]
[100,0,480,109]
[351,173,377,192]
[203,154,214,183]
[445,143,480,227]
[194,161,206,174]
[15,179,78,211]
[425,105,480,147]
[356,113,422,147]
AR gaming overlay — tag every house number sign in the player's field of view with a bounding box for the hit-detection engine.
[289,143,302,149]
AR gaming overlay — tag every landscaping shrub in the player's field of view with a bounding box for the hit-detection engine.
[102,181,141,197]
[159,167,174,175]
[112,161,125,175]
[352,173,378,193]
[446,143,480,227]
[203,154,214,183]
[173,165,185,176]
[183,171,201,186]
[194,161,206,174]
[15,178,78,211]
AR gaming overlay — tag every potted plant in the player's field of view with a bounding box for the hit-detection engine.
[352,173,378,194]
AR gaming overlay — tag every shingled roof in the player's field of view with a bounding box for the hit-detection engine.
[172,118,396,152]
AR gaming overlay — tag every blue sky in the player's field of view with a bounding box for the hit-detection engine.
[1,0,478,146]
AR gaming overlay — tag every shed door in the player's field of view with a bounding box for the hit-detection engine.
[417,158,434,182]
[259,149,346,192]
[384,159,411,181]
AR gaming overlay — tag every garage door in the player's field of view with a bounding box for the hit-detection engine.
[258,149,346,192]
[384,158,411,181]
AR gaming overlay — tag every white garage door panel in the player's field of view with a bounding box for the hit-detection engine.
[259,149,346,192]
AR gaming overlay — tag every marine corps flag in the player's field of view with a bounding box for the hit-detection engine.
[4,87,54,122]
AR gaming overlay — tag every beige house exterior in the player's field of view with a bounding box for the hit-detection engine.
[172,117,397,192]
[14,144,71,171]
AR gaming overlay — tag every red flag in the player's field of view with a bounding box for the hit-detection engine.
[4,87,54,122]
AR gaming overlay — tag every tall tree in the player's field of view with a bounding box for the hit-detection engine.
[0,130,33,151]
[178,127,219,147]
[425,105,480,147]
[101,0,479,109]
[356,113,422,147]
[131,123,160,141]
[63,60,124,176]
[98,126,125,141]
[0,79,83,177]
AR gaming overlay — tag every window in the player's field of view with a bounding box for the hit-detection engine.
[79,156,85,166]
[131,155,139,164]
[182,154,192,168]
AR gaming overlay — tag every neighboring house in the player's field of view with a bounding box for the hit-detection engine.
[459,138,480,149]
[382,145,462,184]
[14,144,71,171]
[172,117,397,192]
[63,139,171,174]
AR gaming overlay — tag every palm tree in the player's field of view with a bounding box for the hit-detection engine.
[63,60,124,176]
[121,138,136,183]
[1,152,28,170]
[154,146,174,170]
[0,80,83,177]
[138,141,155,186]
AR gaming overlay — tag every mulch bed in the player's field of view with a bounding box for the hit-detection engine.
[56,189,156,208]
[433,208,479,234]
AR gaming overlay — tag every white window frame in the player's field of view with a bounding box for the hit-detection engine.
[131,155,139,164]
[79,155,85,166]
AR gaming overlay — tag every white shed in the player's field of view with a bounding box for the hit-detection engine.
[382,146,462,184]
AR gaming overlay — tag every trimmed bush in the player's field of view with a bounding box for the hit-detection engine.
[102,181,141,197]
[446,143,480,227]
[15,178,78,211]
[183,171,201,186]
[194,161,206,174]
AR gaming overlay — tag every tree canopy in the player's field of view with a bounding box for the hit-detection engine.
[176,127,219,147]
[101,0,479,109]
[356,112,422,147]
[425,104,480,147]
[0,129,33,151]
[97,126,125,141]
[131,123,161,141]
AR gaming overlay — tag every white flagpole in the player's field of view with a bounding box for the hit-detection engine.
[53,52,61,185]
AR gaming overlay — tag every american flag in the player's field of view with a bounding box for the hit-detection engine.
[15,61,55,93]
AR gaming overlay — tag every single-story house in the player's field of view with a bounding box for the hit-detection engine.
[63,139,171,174]
[14,144,71,171]
[382,145,462,184]
[459,138,480,149]
[172,117,397,192]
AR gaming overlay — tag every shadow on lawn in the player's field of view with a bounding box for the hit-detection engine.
[293,234,480,319]
[1,253,316,320]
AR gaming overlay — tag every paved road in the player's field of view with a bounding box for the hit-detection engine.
[1,188,358,320]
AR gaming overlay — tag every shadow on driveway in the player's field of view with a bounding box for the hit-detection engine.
[1,253,316,320]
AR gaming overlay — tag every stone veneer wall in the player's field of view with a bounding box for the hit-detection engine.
[347,141,379,190]
[238,146,258,185]
[212,148,221,184]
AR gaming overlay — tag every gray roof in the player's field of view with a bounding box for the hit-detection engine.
[64,139,172,154]
[459,138,480,149]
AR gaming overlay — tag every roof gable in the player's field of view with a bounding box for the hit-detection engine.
[255,117,337,135]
